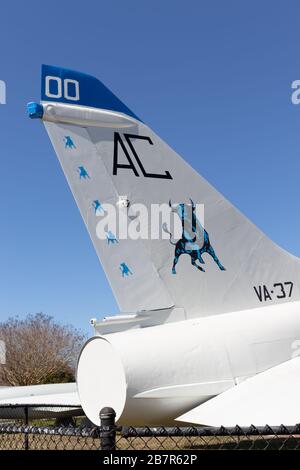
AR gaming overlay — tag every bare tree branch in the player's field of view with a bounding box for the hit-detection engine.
[0,313,86,386]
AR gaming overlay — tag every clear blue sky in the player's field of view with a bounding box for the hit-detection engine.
[0,1,299,333]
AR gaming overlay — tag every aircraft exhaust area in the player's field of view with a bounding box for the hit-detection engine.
[76,301,300,426]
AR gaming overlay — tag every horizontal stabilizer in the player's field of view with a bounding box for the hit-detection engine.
[93,307,186,334]
[0,383,81,418]
[176,358,300,426]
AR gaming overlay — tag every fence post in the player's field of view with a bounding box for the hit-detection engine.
[100,407,116,450]
[24,405,29,451]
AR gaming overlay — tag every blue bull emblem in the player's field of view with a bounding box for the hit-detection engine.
[164,199,226,274]
[77,166,90,180]
[120,262,132,277]
[64,136,76,149]
[92,199,104,215]
[106,230,118,245]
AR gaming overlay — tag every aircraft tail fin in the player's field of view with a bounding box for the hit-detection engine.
[27,65,300,318]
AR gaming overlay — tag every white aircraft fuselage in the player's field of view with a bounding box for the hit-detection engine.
[77,301,300,425]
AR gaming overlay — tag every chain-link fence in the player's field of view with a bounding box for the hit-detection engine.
[0,404,100,450]
[118,425,300,450]
[0,404,300,450]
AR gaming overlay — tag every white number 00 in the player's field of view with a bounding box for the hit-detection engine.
[45,76,80,101]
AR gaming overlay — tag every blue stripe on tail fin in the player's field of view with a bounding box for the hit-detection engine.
[41,65,141,121]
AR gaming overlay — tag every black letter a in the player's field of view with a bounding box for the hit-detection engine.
[113,132,139,176]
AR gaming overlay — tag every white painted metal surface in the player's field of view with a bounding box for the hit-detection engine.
[76,337,126,424]
[42,99,300,317]
[77,301,300,425]
[0,383,81,419]
[177,357,300,426]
